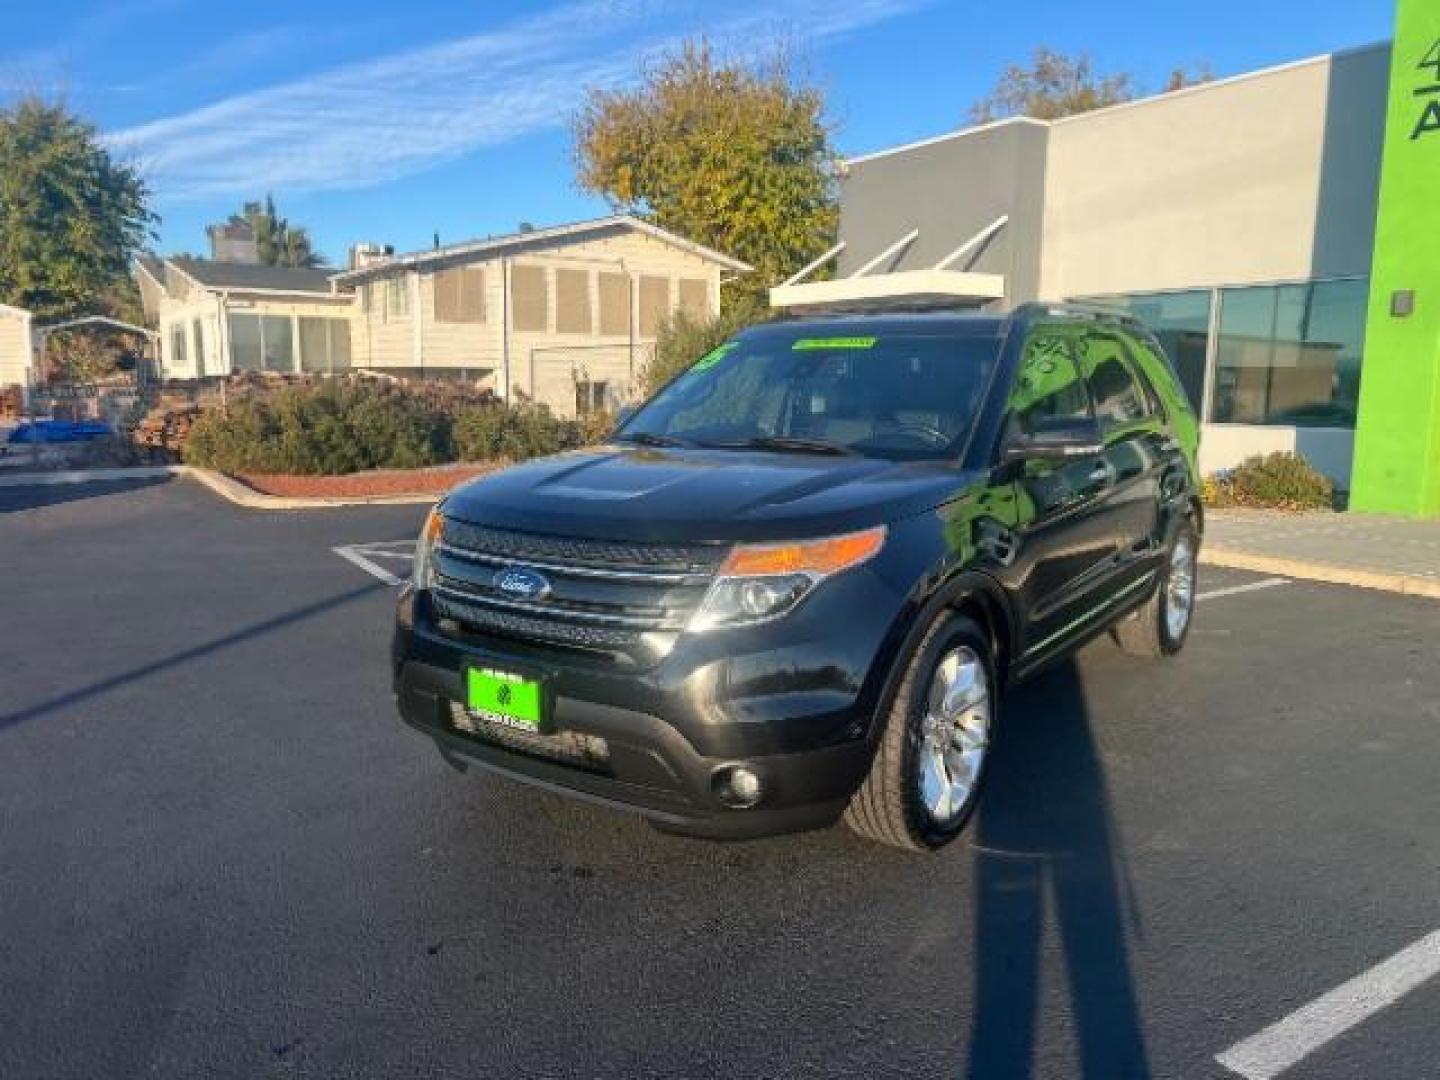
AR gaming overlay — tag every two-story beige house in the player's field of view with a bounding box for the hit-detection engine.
[331,215,750,416]
[135,214,749,418]
[0,303,36,392]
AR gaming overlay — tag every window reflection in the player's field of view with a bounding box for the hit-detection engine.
[1074,290,1211,412]
[1212,280,1367,428]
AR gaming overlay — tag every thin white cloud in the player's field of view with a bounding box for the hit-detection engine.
[107,0,929,200]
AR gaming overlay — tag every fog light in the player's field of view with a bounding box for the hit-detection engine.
[714,765,763,809]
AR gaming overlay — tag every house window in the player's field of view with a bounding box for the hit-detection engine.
[677,278,709,320]
[228,314,262,371]
[434,266,485,323]
[511,265,548,332]
[385,277,410,320]
[227,313,295,373]
[260,315,294,372]
[299,318,353,373]
[575,380,609,417]
[1072,289,1211,412]
[191,318,205,373]
[637,275,670,336]
[169,324,188,371]
[555,267,592,334]
[597,272,630,336]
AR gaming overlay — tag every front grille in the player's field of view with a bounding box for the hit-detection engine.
[430,521,722,654]
[448,702,611,772]
[442,520,722,575]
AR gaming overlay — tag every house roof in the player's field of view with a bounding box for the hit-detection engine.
[169,258,336,295]
[331,214,753,285]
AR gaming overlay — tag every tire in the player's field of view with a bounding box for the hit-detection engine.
[844,612,997,852]
[1112,516,1199,658]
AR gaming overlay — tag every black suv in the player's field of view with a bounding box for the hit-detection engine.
[392,304,1201,851]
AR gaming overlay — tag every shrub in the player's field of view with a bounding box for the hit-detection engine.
[452,401,579,463]
[1204,452,1336,511]
[184,379,451,474]
[642,300,768,397]
[182,376,612,476]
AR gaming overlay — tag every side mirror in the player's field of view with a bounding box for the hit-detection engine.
[1000,417,1104,465]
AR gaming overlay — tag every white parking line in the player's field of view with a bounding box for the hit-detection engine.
[1216,930,1440,1079]
[1196,577,1289,602]
[332,544,406,587]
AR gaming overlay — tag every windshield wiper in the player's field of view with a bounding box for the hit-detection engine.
[700,435,859,457]
[615,431,692,448]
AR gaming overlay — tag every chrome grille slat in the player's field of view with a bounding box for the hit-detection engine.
[436,542,710,584]
[434,580,684,630]
[441,519,723,574]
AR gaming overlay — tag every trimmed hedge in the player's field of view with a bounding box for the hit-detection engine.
[183,378,602,475]
[1203,451,1336,511]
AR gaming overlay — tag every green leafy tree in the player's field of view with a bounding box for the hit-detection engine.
[241,194,324,268]
[573,39,838,304]
[0,97,156,320]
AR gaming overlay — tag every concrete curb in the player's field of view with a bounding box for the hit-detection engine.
[180,467,439,510]
[1201,547,1440,601]
[0,465,440,509]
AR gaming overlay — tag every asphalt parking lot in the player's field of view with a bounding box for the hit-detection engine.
[3,477,1438,1079]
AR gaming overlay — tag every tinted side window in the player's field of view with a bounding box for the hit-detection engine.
[1006,333,1091,436]
[1078,334,1150,431]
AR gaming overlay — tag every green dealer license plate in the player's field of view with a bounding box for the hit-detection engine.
[466,667,544,732]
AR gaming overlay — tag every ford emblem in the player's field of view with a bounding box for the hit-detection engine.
[494,567,551,601]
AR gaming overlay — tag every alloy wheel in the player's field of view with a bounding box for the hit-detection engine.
[915,645,991,825]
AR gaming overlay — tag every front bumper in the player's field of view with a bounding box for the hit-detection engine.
[392,574,906,839]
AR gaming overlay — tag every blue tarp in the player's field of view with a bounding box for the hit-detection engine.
[6,420,114,445]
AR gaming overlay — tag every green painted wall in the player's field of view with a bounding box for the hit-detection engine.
[1351,0,1440,516]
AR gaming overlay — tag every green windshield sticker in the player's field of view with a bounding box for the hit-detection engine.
[791,336,878,351]
[691,343,738,372]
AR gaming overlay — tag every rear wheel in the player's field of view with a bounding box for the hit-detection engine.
[844,613,996,852]
[1112,518,1198,657]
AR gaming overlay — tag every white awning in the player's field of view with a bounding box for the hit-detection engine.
[769,270,1005,313]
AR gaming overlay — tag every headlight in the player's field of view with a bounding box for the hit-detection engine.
[413,506,444,589]
[689,526,886,632]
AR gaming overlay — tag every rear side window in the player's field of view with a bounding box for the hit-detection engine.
[1079,334,1151,431]
[1006,332,1092,436]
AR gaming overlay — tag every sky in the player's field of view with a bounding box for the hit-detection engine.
[0,0,1395,264]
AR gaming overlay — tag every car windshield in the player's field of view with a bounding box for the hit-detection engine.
[618,327,1004,461]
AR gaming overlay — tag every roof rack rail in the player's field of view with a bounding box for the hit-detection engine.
[1011,301,1146,327]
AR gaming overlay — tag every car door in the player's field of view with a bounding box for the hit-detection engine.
[1001,327,1124,660]
[1075,331,1168,589]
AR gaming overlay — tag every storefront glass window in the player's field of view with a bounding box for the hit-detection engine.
[1211,280,1367,428]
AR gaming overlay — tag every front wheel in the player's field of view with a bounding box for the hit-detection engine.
[844,613,997,852]
[1112,518,1199,657]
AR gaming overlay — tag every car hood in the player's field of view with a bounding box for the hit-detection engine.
[441,445,973,543]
